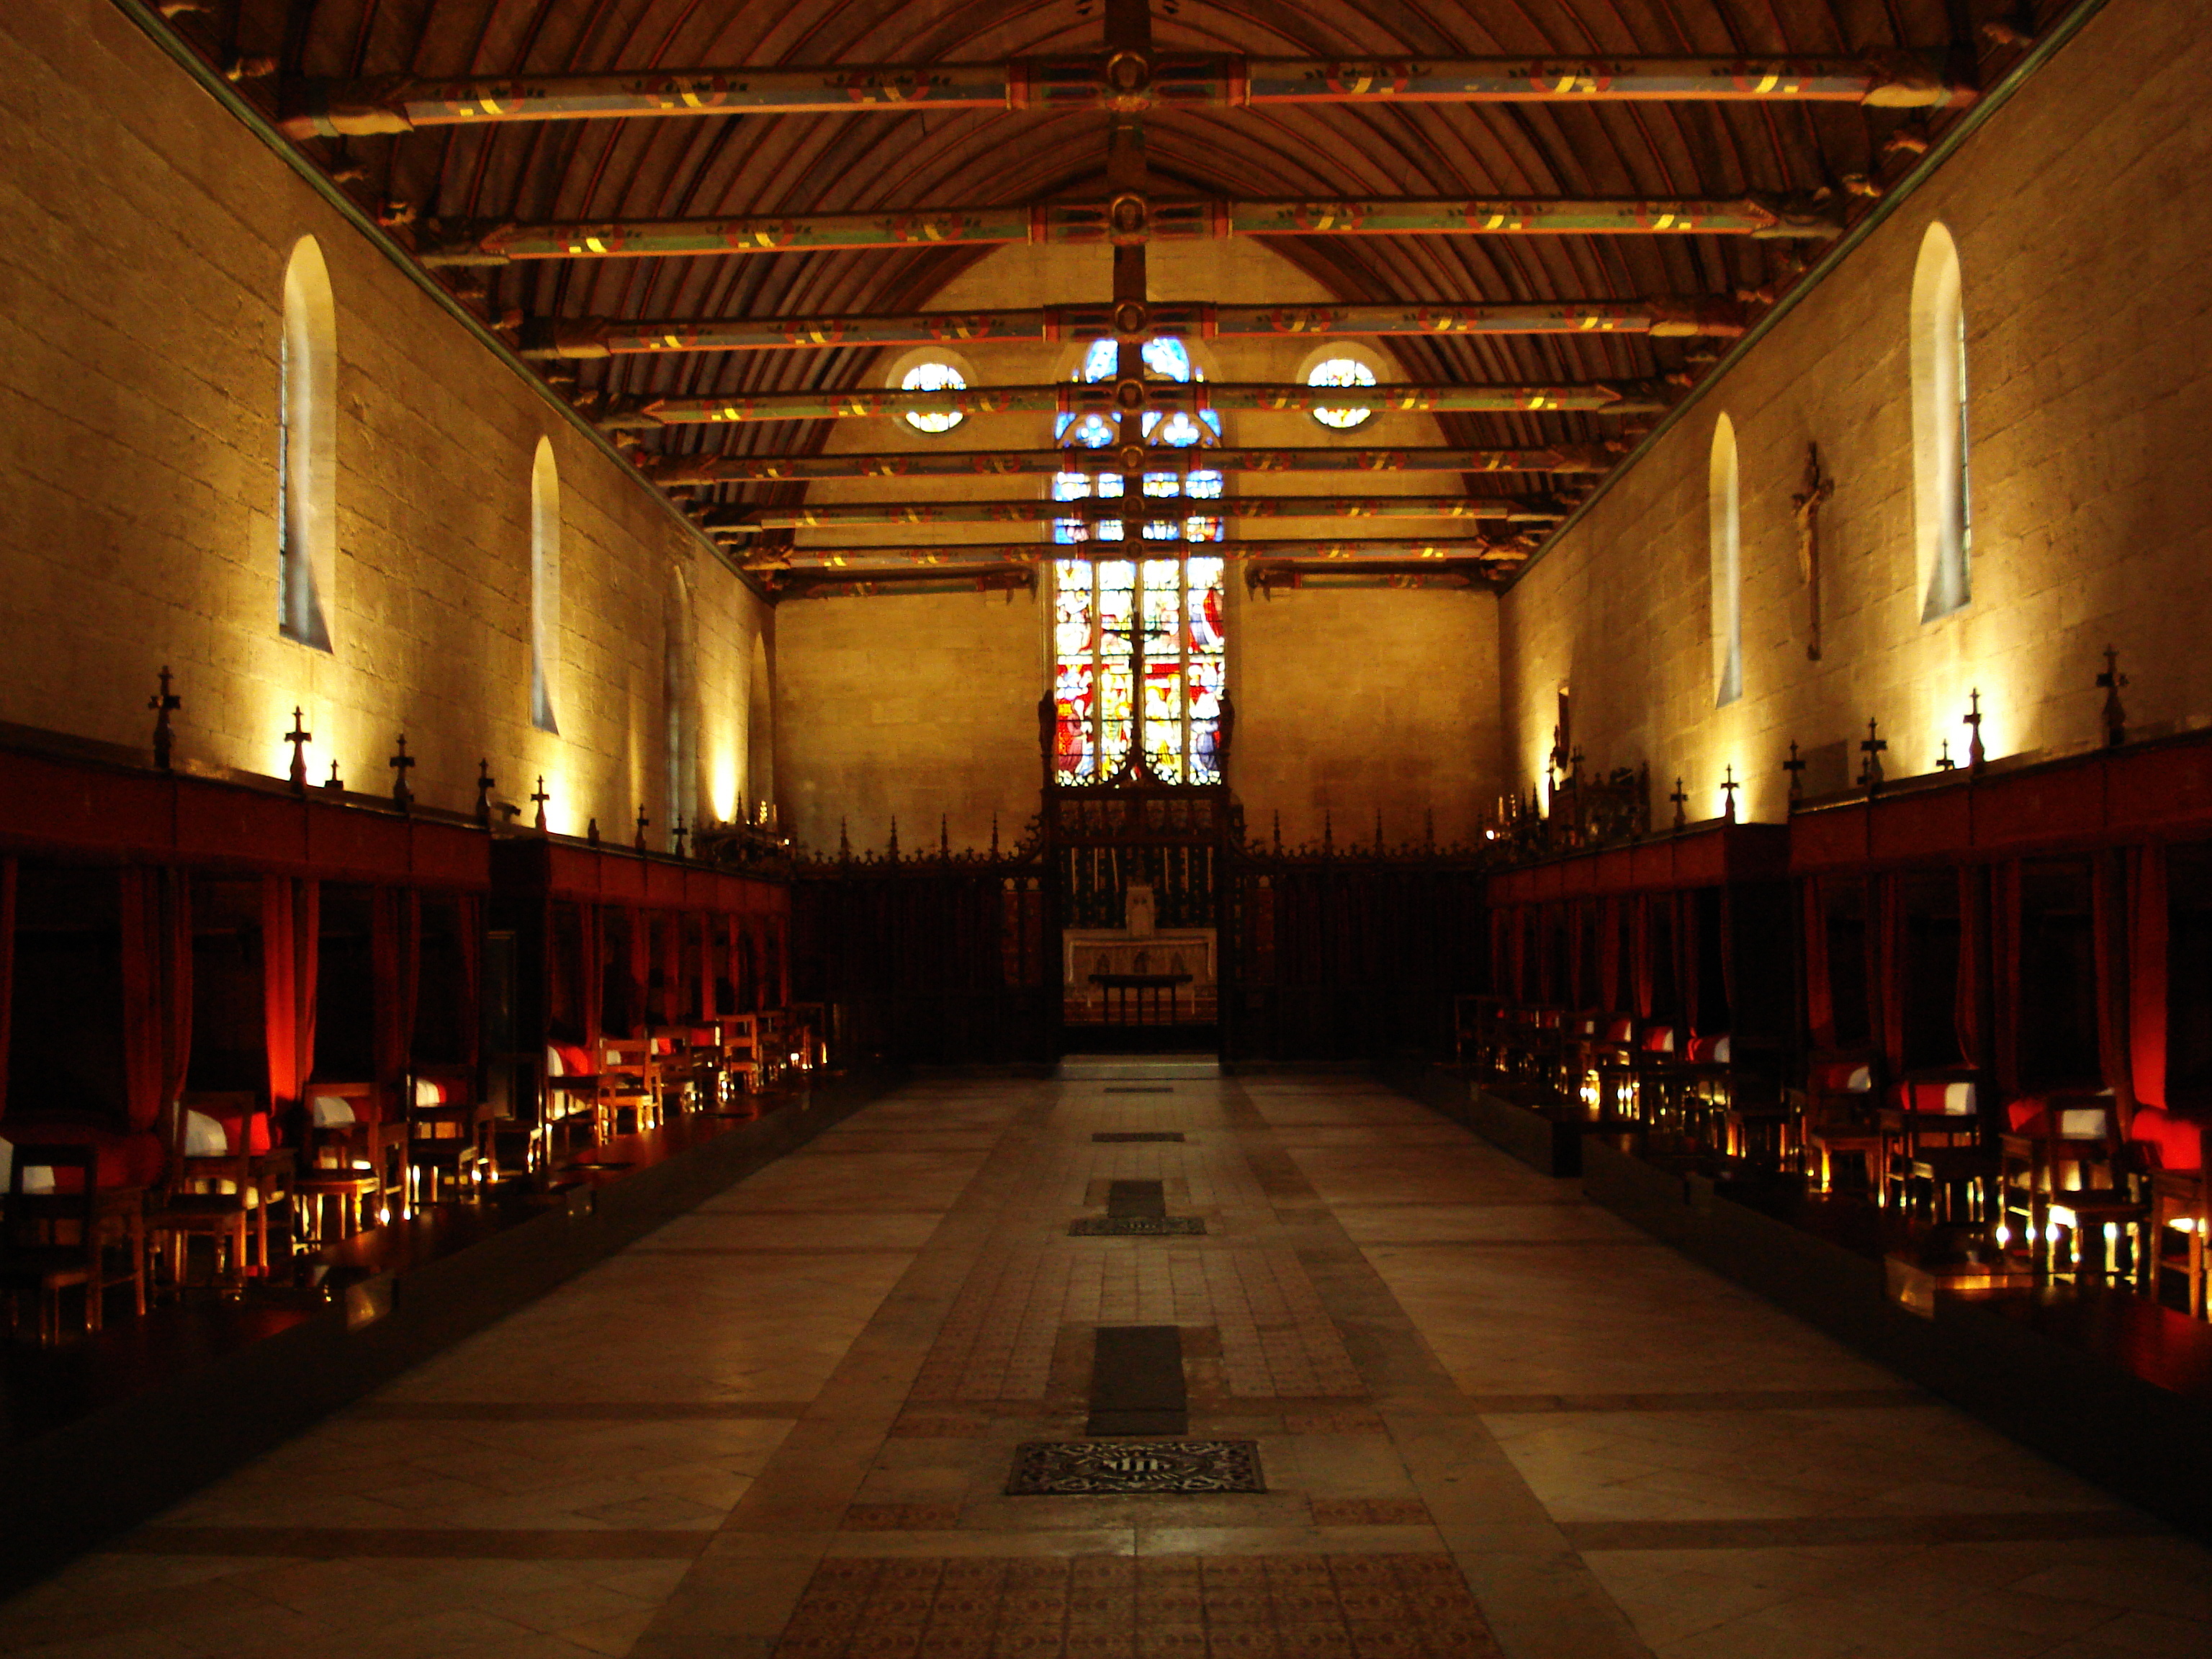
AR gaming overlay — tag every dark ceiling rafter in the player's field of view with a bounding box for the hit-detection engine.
[189,0,2038,593]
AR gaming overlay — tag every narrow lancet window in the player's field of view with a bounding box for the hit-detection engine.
[1709,414,1743,707]
[1912,222,1972,621]
[529,438,561,733]
[278,237,337,650]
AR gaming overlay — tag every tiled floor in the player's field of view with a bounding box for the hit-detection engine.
[3,1072,2208,1658]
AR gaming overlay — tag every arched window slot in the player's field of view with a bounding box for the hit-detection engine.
[529,437,561,734]
[278,237,338,651]
[1911,223,1972,622]
[1709,415,1743,708]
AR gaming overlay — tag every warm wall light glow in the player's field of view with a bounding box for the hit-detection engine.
[709,752,738,825]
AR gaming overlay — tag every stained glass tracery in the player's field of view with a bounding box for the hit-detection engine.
[1055,555,1225,785]
[1052,336,1227,786]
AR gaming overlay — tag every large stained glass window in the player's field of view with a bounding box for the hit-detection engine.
[1051,336,1227,785]
[1055,554,1226,785]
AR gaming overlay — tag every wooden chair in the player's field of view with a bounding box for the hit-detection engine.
[408,1069,492,1203]
[593,1040,658,1141]
[295,1082,407,1240]
[716,1015,769,1098]
[2,1143,145,1341]
[2131,1107,2208,1316]
[1996,1089,2124,1267]
[540,1042,600,1161]
[1879,1074,1987,1217]
[153,1091,276,1288]
[1802,1051,1883,1194]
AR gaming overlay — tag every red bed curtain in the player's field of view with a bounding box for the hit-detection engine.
[1990,861,2023,1099]
[580,902,604,1051]
[625,907,651,1036]
[2091,853,2131,1107]
[371,888,420,1121]
[2128,845,2167,1111]
[1801,879,1834,1049]
[1677,892,1700,1037]
[456,894,482,1066]
[699,914,721,1022]
[260,877,318,1118]
[0,858,13,1123]
[1955,866,1987,1072]
[1875,875,1907,1079]
[122,867,194,1139]
[1598,897,1622,1011]
[1629,896,1653,1020]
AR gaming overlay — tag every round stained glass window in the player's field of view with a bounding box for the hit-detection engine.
[1308,357,1377,429]
[901,361,966,433]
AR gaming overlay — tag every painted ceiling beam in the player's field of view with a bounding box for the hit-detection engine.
[714,495,1562,529]
[279,53,1964,138]
[738,538,1514,570]
[519,296,1745,358]
[620,380,1663,428]
[644,443,1618,485]
[771,568,1038,601]
[422,195,1837,266]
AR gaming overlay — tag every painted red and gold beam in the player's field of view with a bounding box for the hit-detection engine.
[645,443,1618,485]
[521,295,1745,358]
[615,380,1664,428]
[738,538,1516,572]
[423,194,1838,266]
[280,53,1964,137]
[714,495,1562,531]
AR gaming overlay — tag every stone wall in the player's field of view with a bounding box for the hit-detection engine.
[0,3,767,842]
[1499,0,2212,825]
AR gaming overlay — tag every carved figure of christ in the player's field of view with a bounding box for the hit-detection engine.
[1791,441,1835,661]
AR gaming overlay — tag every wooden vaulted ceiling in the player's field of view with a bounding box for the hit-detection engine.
[197,0,2040,549]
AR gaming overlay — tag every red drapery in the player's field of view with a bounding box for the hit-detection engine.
[2091,853,2131,1107]
[1955,867,1986,1071]
[1598,897,1622,1011]
[0,858,13,1123]
[121,868,194,1138]
[698,914,721,1022]
[658,910,683,1028]
[581,902,604,1049]
[1678,893,1700,1037]
[625,907,651,1036]
[370,888,420,1123]
[2128,845,2168,1111]
[1801,879,1834,1048]
[1990,862,2023,1099]
[457,894,482,1066]
[260,877,318,1117]
[1876,876,1907,1078]
[1629,896,1653,1020]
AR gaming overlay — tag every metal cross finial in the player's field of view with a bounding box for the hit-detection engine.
[1858,719,1887,791]
[389,734,415,811]
[1719,765,1739,822]
[634,804,650,851]
[148,666,181,772]
[1964,688,1987,774]
[2098,644,2129,748]
[990,811,1000,858]
[586,816,601,845]
[1782,739,1807,804]
[1668,776,1688,830]
[1936,739,1956,772]
[839,816,852,860]
[673,814,690,859]
[530,774,549,832]
[475,759,496,826]
[887,814,900,859]
[284,707,313,793]
[324,757,345,795]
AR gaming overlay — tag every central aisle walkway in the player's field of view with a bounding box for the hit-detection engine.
[4,1073,2210,1659]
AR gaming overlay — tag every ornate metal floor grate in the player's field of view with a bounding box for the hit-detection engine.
[1092,1130,1186,1142]
[1005,1439,1264,1496]
[1069,1216,1208,1236]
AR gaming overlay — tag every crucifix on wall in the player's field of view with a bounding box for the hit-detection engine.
[1791,441,1835,661]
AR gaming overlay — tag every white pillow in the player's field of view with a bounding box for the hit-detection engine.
[183,1110,230,1158]
[414,1078,446,1107]
[544,1045,567,1078]
[1940,1082,1977,1116]
[0,1138,55,1195]
[1843,1065,1872,1092]
[310,1094,358,1128]
[2058,1107,2109,1138]
[1712,1036,1732,1063]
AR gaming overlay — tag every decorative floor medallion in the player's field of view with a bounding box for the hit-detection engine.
[1005,1439,1264,1496]
[1092,1130,1186,1142]
[1068,1216,1207,1236]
